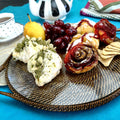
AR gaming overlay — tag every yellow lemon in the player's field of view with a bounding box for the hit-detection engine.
[24,14,45,40]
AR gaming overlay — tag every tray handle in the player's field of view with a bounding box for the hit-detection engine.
[0,91,42,109]
[0,91,20,100]
[0,91,32,105]
[0,54,12,72]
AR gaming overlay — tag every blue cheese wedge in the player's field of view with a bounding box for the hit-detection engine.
[12,36,55,63]
[27,50,62,86]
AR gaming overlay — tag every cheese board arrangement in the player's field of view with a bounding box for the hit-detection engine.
[0,15,120,112]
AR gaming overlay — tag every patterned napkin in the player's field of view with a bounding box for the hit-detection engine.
[80,0,120,20]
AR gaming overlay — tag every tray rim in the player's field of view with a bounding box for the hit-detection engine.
[4,56,120,112]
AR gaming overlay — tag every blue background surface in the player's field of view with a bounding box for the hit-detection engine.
[0,0,120,119]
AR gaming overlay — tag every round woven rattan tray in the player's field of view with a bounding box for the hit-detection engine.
[0,49,119,111]
[0,37,120,112]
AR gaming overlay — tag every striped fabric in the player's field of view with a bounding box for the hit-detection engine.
[80,0,120,20]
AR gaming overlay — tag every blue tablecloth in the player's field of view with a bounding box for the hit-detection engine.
[0,0,120,120]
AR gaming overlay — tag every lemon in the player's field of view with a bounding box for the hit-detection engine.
[24,14,45,40]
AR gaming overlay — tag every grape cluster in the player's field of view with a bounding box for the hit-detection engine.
[44,20,77,53]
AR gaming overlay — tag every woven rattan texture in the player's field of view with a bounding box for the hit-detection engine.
[6,51,120,111]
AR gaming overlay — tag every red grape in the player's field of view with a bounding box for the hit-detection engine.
[60,41,66,50]
[66,27,77,36]
[59,28,65,36]
[63,35,70,44]
[45,33,51,40]
[51,33,58,41]
[45,29,51,34]
[53,26,61,33]
[54,37,63,46]
[44,22,53,30]
[64,23,71,29]
[43,19,77,53]
[55,19,64,27]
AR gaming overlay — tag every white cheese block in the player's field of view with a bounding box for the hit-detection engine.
[27,50,62,86]
[12,37,55,63]
[12,41,43,63]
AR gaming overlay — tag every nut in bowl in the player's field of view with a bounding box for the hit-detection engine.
[29,0,73,23]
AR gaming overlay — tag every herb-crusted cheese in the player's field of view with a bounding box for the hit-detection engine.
[12,36,56,63]
[27,50,62,86]
[12,36,62,87]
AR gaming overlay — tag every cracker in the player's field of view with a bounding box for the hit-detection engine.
[104,47,120,52]
[98,49,115,59]
[97,41,120,67]
[98,56,114,67]
[105,45,120,51]
[99,54,114,59]
[110,42,120,49]
[102,49,120,55]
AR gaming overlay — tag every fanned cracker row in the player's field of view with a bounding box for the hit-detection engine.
[98,42,120,66]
